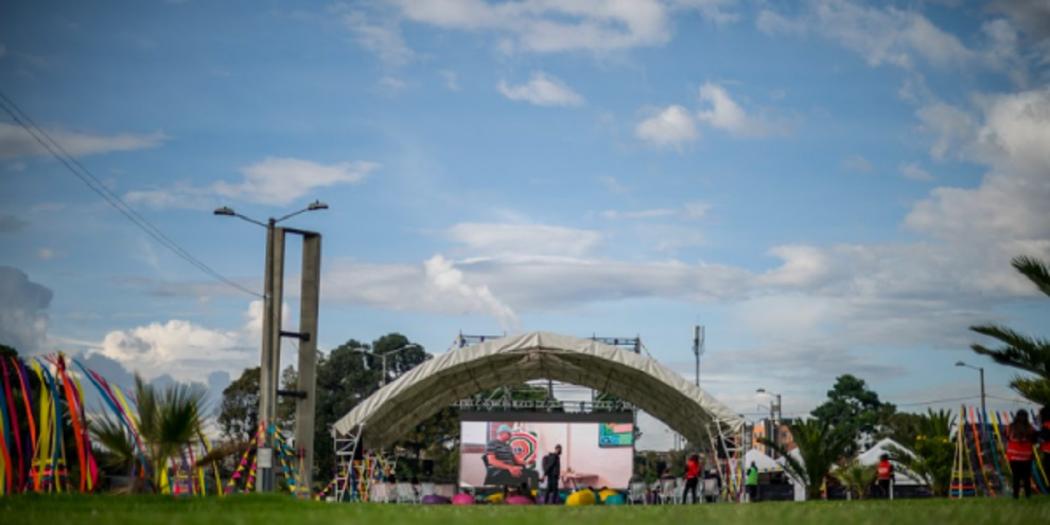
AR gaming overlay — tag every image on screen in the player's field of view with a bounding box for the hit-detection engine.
[459,419,634,490]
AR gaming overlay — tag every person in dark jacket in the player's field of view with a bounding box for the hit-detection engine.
[1007,410,1037,499]
[541,444,562,504]
[1039,406,1050,474]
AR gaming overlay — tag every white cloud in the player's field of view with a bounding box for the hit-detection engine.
[0,266,52,354]
[341,9,415,66]
[600,201,710,221]
[497,72,584,107]
[423,255,519,329]
[213,157,378,205]
[597,175,629,194]
[696,82,781,137]
[0,123,166,159]
[390,0,678,54]
[916,102,977,160]
[379,75,407,92]
[447,222,601,257]
[635,105,698,148]
[36,248,56,260]
[899,162,933,181]
[756,9,806,35]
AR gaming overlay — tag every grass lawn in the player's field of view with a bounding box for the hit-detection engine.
[3,495,1049,525]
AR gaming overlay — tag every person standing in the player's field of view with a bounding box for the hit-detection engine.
[1039,406,1050,474]
[683,454,701,504]
[745,461,759,502]
[541,444,562,504]
[876,454,894,499]
[1006,409,1037,499]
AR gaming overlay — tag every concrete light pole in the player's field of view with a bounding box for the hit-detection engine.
[756,388,782,459]
[693,325,705,387]
[348,343,422,387]
[214,200,327,494]
[956,361,987,443]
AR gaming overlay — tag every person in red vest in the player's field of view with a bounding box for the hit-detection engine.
[1039,406,1050,478]
[1007,409,1037,499]
[876,454,893,499]
[683,454,701,504]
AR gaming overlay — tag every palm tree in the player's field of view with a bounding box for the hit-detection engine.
[91,375,206,493]
[886,409,954,496]
[762,418,851,500]
[832,460,876,499]
[970,255,1050,405]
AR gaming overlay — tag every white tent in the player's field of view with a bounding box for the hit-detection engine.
[776,448,806,501]
[855,438,921,485]
[744,449,781,472]
[332,331,745,448]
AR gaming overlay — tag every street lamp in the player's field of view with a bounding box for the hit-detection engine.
[214,200,328,494]
[349,343,423,386]
[956,361,987,441]
[756,388,782,459]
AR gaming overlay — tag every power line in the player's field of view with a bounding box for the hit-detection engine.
[0,90,261,299]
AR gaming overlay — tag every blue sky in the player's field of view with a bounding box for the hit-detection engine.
[2,0,1049,448]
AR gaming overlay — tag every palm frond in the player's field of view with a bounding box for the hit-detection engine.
[91,415,136,468]
[1012,255,1050,297]
[1010,376,1050,406]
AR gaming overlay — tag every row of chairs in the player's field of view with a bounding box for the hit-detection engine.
[627,478,721,504]
[367,481,439,503]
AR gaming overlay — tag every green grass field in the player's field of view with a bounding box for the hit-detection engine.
[3,495,1048,525]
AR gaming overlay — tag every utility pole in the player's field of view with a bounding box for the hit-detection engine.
[693,325,705,387]
[215,201,327,495]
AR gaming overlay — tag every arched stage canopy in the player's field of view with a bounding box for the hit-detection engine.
[332,331,744,448]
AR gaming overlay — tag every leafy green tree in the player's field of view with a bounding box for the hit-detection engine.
[217,366,295,442]
[763,418,851,500]
[887,409,954,496]
[971,256,1050,405]
[811,374,896,456]
[92,375,205,493]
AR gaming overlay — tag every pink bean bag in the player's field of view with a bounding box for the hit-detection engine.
[506,495,534,505]
[452,493,475,505]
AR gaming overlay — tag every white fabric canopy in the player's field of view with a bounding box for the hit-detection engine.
[855,437,921,485]
[332,331,744,448]
[744,449,782,472]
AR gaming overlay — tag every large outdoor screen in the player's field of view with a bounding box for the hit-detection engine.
[458,412,634,490]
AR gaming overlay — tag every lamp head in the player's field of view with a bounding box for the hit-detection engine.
[756,388,766,394]
[307,200,329,211]
[213,206,235,217]
[955,361,965,367]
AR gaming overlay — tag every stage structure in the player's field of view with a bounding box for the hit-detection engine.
[329,331,745,501]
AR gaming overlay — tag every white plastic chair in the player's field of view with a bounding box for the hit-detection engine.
[420,482,436,497]
[659,478,679,504]
[628,482,647,504]
[395,482,418,503]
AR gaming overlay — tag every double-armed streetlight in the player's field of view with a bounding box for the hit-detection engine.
[348,343,423,386]
[214,199,328,494]
[756,388,783,458]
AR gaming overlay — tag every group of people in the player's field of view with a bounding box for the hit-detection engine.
[1005,407,1050,499]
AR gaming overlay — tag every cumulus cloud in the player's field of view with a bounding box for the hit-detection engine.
[635,105,698,148]
[696,82,783,137]
[0,123,166,159]
[497,72,584,107]
[212,157,378,206]
[0,266,53,354]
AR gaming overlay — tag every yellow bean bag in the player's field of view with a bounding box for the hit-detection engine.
[566,489,596,506]
[486,492,505,504]
[598,488,619,503]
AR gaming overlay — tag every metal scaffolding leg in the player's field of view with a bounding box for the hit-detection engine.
[333,424,363,502]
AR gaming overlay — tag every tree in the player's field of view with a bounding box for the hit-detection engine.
[971,256,1050,405]
[763,418,851,500]
[218,367,260,442]
[811,374,896,456]
[832,460,876,499]
[91,375,206,493]
[886,409,954,497]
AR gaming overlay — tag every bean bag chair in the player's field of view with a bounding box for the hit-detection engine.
[485,492,505,504]
[603,493,626,506]
[451,493,474,505]
[565,489,596,506]
[506,495,534,505]
[598,488,619,503]
[422,494,451,505]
